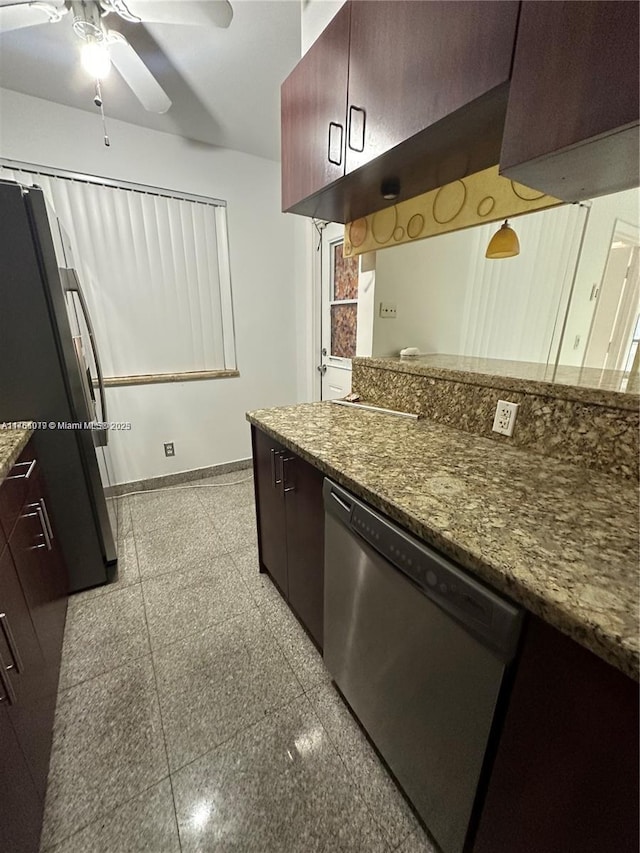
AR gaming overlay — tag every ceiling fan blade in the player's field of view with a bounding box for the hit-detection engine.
[121,0,232,29]
[107,31,171,113]
[0,0,66,33]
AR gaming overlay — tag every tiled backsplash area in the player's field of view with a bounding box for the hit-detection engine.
[352,357,639,481]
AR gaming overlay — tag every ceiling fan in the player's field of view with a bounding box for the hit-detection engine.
[0,1,233,115]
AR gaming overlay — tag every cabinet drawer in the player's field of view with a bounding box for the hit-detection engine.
[0,447,38,541]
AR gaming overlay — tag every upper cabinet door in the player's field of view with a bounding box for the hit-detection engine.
[281,2,351,212]
[344,1,520,174]
[499,1,640,200]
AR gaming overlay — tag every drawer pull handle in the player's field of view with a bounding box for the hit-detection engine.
[39,497,54,541]
[0,613,23,674]
[270,448,283,488]
[282,456,296,493]
[7,459,36,480]
[0,650,16,705]
[24,505,52,551]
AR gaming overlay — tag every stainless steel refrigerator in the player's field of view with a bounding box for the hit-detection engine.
[0,179,117,592]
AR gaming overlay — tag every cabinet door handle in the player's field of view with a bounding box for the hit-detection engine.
[7,458,36,480]
[270,448,284,488]
[23,505,52,551]
[0,613,23,674]
[282,456,296,493]
[328,121,344,166]
[39,497,54,541]
[348,105,366,153]
[0,649,16,705]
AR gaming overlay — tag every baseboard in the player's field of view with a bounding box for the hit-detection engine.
[105,458,252,497]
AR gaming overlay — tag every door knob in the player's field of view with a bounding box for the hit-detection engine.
[317,365,327,375]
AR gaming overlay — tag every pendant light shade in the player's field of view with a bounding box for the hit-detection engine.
[485,219,520,259]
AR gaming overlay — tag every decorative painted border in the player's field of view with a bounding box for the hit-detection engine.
[343,165,561,256]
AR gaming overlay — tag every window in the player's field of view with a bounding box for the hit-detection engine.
[330,240,358,359]
[0,161,237,383]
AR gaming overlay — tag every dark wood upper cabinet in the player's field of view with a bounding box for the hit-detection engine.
[281,1,351,213]
[345,1,519,174]
[281,0,519,222]
[499,1,640,200]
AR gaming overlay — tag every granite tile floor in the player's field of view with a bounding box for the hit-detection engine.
[40,470,438,852]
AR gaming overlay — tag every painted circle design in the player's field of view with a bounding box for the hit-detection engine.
[511,180,546,201]
[433,180,467,224]
[393,226,404,241]
[349,218,368,248]
[371,206,397,244]
[477,196,496,217]
[407,214,425,239]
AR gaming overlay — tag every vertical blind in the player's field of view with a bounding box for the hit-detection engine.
[0,163,237,379]
[459,203,588,364]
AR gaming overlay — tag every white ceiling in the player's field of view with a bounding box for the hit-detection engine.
[0,0,302,161]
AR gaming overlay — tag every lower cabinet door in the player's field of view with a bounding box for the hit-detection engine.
[283,454,325,649]
[0,690,44,853]
[252,427,288,596]
[9,471,68,674]
[0,546,56,799]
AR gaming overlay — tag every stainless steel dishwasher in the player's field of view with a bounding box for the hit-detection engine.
[323,479,523,853]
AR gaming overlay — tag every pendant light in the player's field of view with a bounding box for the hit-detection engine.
[485,219,520,259]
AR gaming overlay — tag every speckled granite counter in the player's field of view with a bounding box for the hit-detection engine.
[359,355,640,407]
[247,402,639,681]
[0,427,33,485]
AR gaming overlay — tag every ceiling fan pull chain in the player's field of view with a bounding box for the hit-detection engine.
[94,79,111,147]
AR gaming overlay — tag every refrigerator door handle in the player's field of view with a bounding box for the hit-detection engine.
[61,269,108,442]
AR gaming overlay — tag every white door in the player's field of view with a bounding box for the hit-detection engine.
[320,224,359,399]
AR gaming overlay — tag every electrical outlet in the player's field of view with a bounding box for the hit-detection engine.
[164,442,175,457]
[379,302,397,318]
[492,400,519,437]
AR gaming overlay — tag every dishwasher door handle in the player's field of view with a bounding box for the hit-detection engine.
[330,491,352,513]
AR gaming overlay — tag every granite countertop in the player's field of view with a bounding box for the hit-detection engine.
[247,402,639,681]
[357,355,640,409]
[0,427,34,486]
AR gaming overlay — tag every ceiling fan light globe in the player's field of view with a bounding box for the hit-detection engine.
[81,42,112,79]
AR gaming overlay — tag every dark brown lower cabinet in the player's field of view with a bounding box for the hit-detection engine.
[473,616,639,852]
[0,440,69,852]
[0,704,43,853]
[252,426,325,648]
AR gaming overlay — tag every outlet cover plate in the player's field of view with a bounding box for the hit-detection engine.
[492,400,519,437]
[379,302,397,318]
[164,442,175,457]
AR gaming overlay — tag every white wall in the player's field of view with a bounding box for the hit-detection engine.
[301,0,343,52]
[0,88,303,484]
[371,203,593,365]
[372,230,475,357]
[558,188,640,366]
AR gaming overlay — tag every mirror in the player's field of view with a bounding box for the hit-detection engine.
[369,186,640,392]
